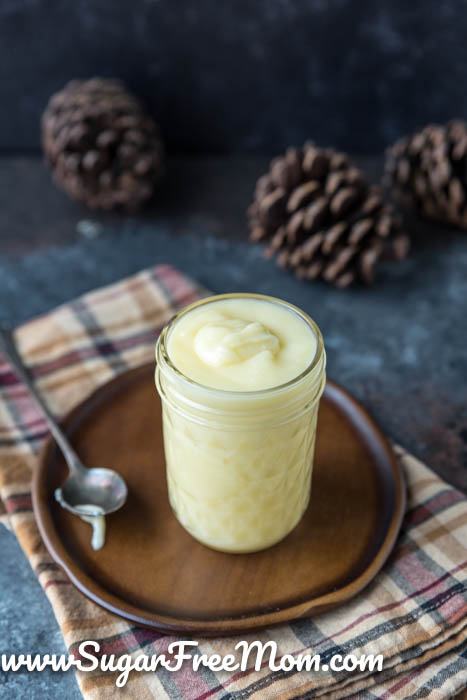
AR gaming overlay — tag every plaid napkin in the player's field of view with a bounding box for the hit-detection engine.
[0,264,466,700]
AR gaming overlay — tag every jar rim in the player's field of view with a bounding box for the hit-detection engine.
[155,293,325,398]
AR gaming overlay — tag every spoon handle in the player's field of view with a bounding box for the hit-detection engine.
[0,323,85,474]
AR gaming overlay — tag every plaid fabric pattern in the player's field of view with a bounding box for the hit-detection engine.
[0,264,466,700]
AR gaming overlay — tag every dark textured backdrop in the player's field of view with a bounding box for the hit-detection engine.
[2,0,467,154]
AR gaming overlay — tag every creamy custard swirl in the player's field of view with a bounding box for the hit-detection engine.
[194,318,280,367]
[168,298,316,391]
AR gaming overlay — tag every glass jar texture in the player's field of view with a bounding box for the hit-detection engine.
[155,294,326,553]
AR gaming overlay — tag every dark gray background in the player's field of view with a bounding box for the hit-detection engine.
[1,0,467,154]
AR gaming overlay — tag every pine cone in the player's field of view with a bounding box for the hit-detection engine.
[42,78,164,211]
[384,120,467,228]
[248,143,409,287]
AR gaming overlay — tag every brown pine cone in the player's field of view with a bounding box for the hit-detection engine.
[384,120,467,228]
[248,143,409,287]
[42,78,164,211]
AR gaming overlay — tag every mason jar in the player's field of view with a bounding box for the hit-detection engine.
[155,293,326,553]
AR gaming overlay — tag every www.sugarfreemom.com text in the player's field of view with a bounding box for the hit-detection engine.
[1,641,384,688]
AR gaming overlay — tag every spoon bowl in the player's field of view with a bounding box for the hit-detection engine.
[55,467,128,515]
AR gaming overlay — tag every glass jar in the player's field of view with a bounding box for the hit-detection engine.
[155,293,326,553]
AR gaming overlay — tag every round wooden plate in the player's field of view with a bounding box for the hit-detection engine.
[33,363,405,636]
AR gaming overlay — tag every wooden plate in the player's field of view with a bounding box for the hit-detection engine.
[33,364,405,636]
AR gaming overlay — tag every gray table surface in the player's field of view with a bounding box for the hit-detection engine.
[0,155,466,699]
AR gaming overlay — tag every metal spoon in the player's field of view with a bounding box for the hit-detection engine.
[0,324,128,517]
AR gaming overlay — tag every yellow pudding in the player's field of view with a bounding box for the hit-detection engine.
[76,505,106,550]
[167,297,317,391]
[155,294,326,553]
